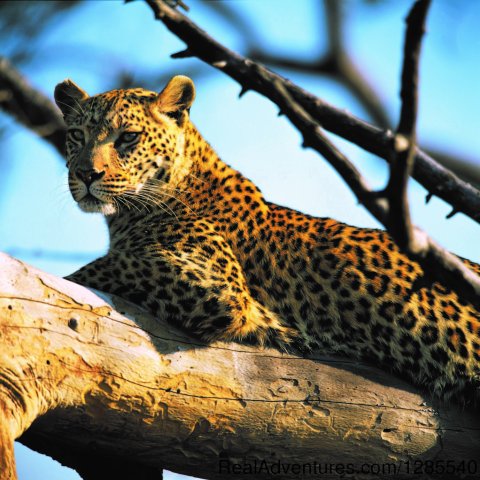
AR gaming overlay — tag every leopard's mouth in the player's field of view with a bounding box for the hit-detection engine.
[78,193,116,215]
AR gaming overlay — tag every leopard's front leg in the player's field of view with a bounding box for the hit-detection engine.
[65,245,295,349]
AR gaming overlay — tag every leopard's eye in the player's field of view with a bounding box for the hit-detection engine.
[69,129,85,143]
[118,131,141,144]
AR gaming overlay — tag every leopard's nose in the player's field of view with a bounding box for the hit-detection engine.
[75,169,105,187]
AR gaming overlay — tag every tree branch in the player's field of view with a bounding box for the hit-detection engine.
[0,57,65,155]
[252,0,391,129]
[271,78,389,226]
[424,148,480,191]
[236,0,480,193]
[270,76,480,308]
[144,0,480,225]
[1,252,480,480]
[386,0,431,250]
[373,2,480,308]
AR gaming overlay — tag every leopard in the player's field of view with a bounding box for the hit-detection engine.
[54,75,480,403]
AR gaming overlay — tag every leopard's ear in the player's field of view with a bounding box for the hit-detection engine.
[154,75,195,124]
[54,79,89,117]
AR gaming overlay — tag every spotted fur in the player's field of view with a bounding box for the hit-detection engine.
[55,76,480,402]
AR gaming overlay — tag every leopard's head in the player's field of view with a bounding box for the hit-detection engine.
[54,76,195,215]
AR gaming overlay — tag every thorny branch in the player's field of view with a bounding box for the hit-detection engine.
[384,0,480,309]
[271,77,480,309]
[0,57,65,155]
[145,0,480,225]
[386,0,431,250]
[251,0,391,129]
[271,78,389,226]
[245,0,479,189]
[146,0,480,307]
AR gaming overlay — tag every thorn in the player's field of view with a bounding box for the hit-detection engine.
[171,49,194,59]
[165,0,189,11]
[277,110,284,117]
[177,0,190,11]
[425,192,433,204]
[302,140,311,149]
[238,87,249,98]
[446,209,458,220]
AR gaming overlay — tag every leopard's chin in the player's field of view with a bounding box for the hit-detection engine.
[78,194,116,216]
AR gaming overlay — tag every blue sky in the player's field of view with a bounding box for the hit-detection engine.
[1,1,479,479]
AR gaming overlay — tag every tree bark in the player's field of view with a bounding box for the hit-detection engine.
[0,252,479,480]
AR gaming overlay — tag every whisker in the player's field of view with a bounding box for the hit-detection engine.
[115,192,133,211]
[143,178,186,194]
[135,186,194,217]
[127,192,159,214]
[56,99,83,117]
[122,192,148,213]
[136,183,193,209]
[153,190,196,216]
[185,171,207,184]
[116,195,132,212]
[135,191,179,219]
[72,97,85,115]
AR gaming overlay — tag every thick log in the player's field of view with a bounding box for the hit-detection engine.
[0,252,479,480]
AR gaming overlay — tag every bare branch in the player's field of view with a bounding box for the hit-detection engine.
[0,57,65,155]
[322,0,392,129]
[424,148,480,190]
[247,0,390,128]
[386,0,431,250]
[144,0,480,225]
[272,77,480,308]
[251,0,391,128]
[271,78,389,226]
[250,0,479,194]
[250,50,392,130]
